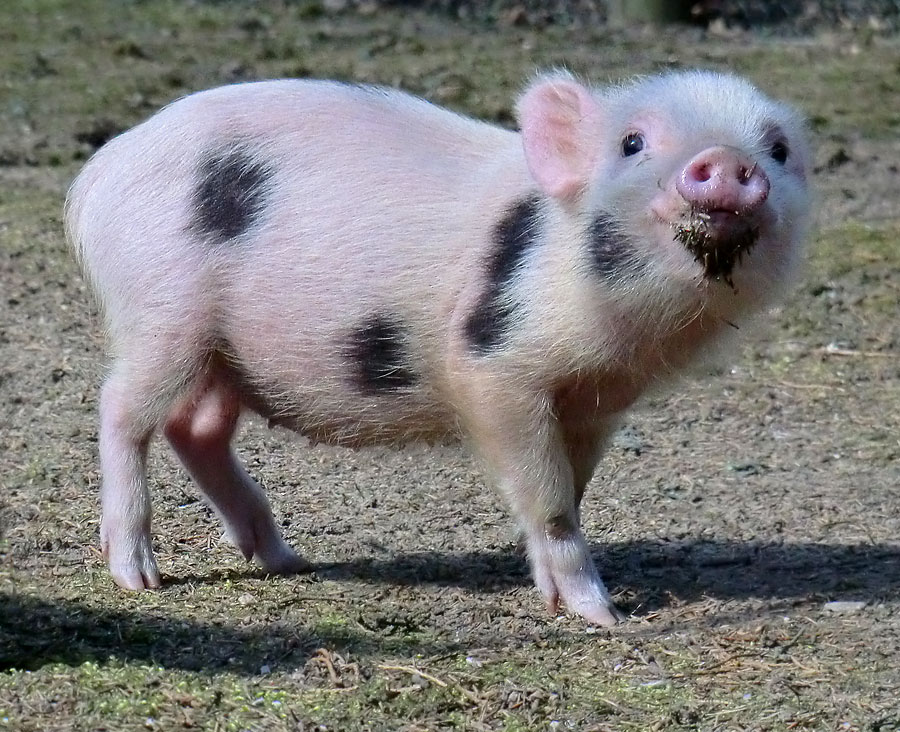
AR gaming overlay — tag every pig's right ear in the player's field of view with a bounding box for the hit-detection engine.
[516,74,602,202]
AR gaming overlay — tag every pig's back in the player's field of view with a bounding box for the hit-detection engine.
[68,80,517,258]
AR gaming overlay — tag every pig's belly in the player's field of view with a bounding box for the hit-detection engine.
[225,350,460,448]
[251,393,461,448]
[264,408,460,447]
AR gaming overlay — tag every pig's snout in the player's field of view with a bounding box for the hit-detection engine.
[676,146,770,214]
[670,147,772,287]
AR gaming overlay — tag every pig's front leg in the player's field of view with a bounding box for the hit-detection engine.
[562,418,619,514]
[457,378,623,625]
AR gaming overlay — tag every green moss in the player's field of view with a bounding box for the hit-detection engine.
[0,661,300,731]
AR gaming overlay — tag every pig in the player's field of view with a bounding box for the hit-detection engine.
[64,70,811,625]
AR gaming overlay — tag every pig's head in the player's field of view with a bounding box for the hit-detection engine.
[516,70,811,320]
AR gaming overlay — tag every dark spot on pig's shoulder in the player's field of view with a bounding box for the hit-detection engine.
[589,213,642,279]
[191,144,272,245]
[465,195,542,354]
[346,315,418,393]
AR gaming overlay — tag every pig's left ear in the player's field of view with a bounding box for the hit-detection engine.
[516,74,602,201]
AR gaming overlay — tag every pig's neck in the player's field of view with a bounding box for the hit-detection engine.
[557,305,725,418]
[524,207,730,416]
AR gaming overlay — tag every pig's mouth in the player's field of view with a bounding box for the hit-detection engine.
[673,209,759,289]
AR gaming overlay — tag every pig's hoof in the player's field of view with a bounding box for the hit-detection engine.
[536,564,624,626]
[255,541,313,576]
[543,592,623,626]
[109,554,162,591]
[103,529,161,590]
[228,521,312,575]
[561,587,626,626]
[573,600,626,627]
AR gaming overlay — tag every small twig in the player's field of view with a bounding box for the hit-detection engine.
[777,380,843,390]
[378,665,483,704]
[595,695,626,711]
[817,347,895,358]
[377,664,448,688]
[314,648,340,685]
[671,651,764,678]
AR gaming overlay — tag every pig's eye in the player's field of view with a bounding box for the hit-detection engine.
[622,132,645,157]
[770,140,789,164]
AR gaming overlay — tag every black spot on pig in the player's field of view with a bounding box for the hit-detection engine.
[191,144,272,245]
[589,213,643,278]
[346,315,418,393]
[465,195,542,353]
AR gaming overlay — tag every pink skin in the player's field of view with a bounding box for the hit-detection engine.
[99,357,309,591]
[676,146,770,214]
[652,146,773,250]
[67,71,810,625]
[98,375,159,591]
[665,146,774,252]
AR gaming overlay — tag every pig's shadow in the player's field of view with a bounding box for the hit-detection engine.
[317,539,900,607]
[0,590,455,676]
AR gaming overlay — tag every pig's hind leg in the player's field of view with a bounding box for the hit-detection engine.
[163,368,311,576]
[99,366,163,590]
[98,351,205,590]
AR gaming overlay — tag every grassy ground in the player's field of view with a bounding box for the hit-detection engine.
[1,1,898,730]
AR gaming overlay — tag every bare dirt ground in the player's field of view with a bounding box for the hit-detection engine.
[1,2,898,730]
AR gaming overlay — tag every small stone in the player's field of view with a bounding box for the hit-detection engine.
[823,600,866,614]
[238,592,255,605]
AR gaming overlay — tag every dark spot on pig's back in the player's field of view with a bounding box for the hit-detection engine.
[465,195,542,353]
[190,144,272,245]
[346,314,419,393]
[589,213,644,278]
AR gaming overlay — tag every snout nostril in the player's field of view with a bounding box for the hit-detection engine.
[692,163,711,183]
